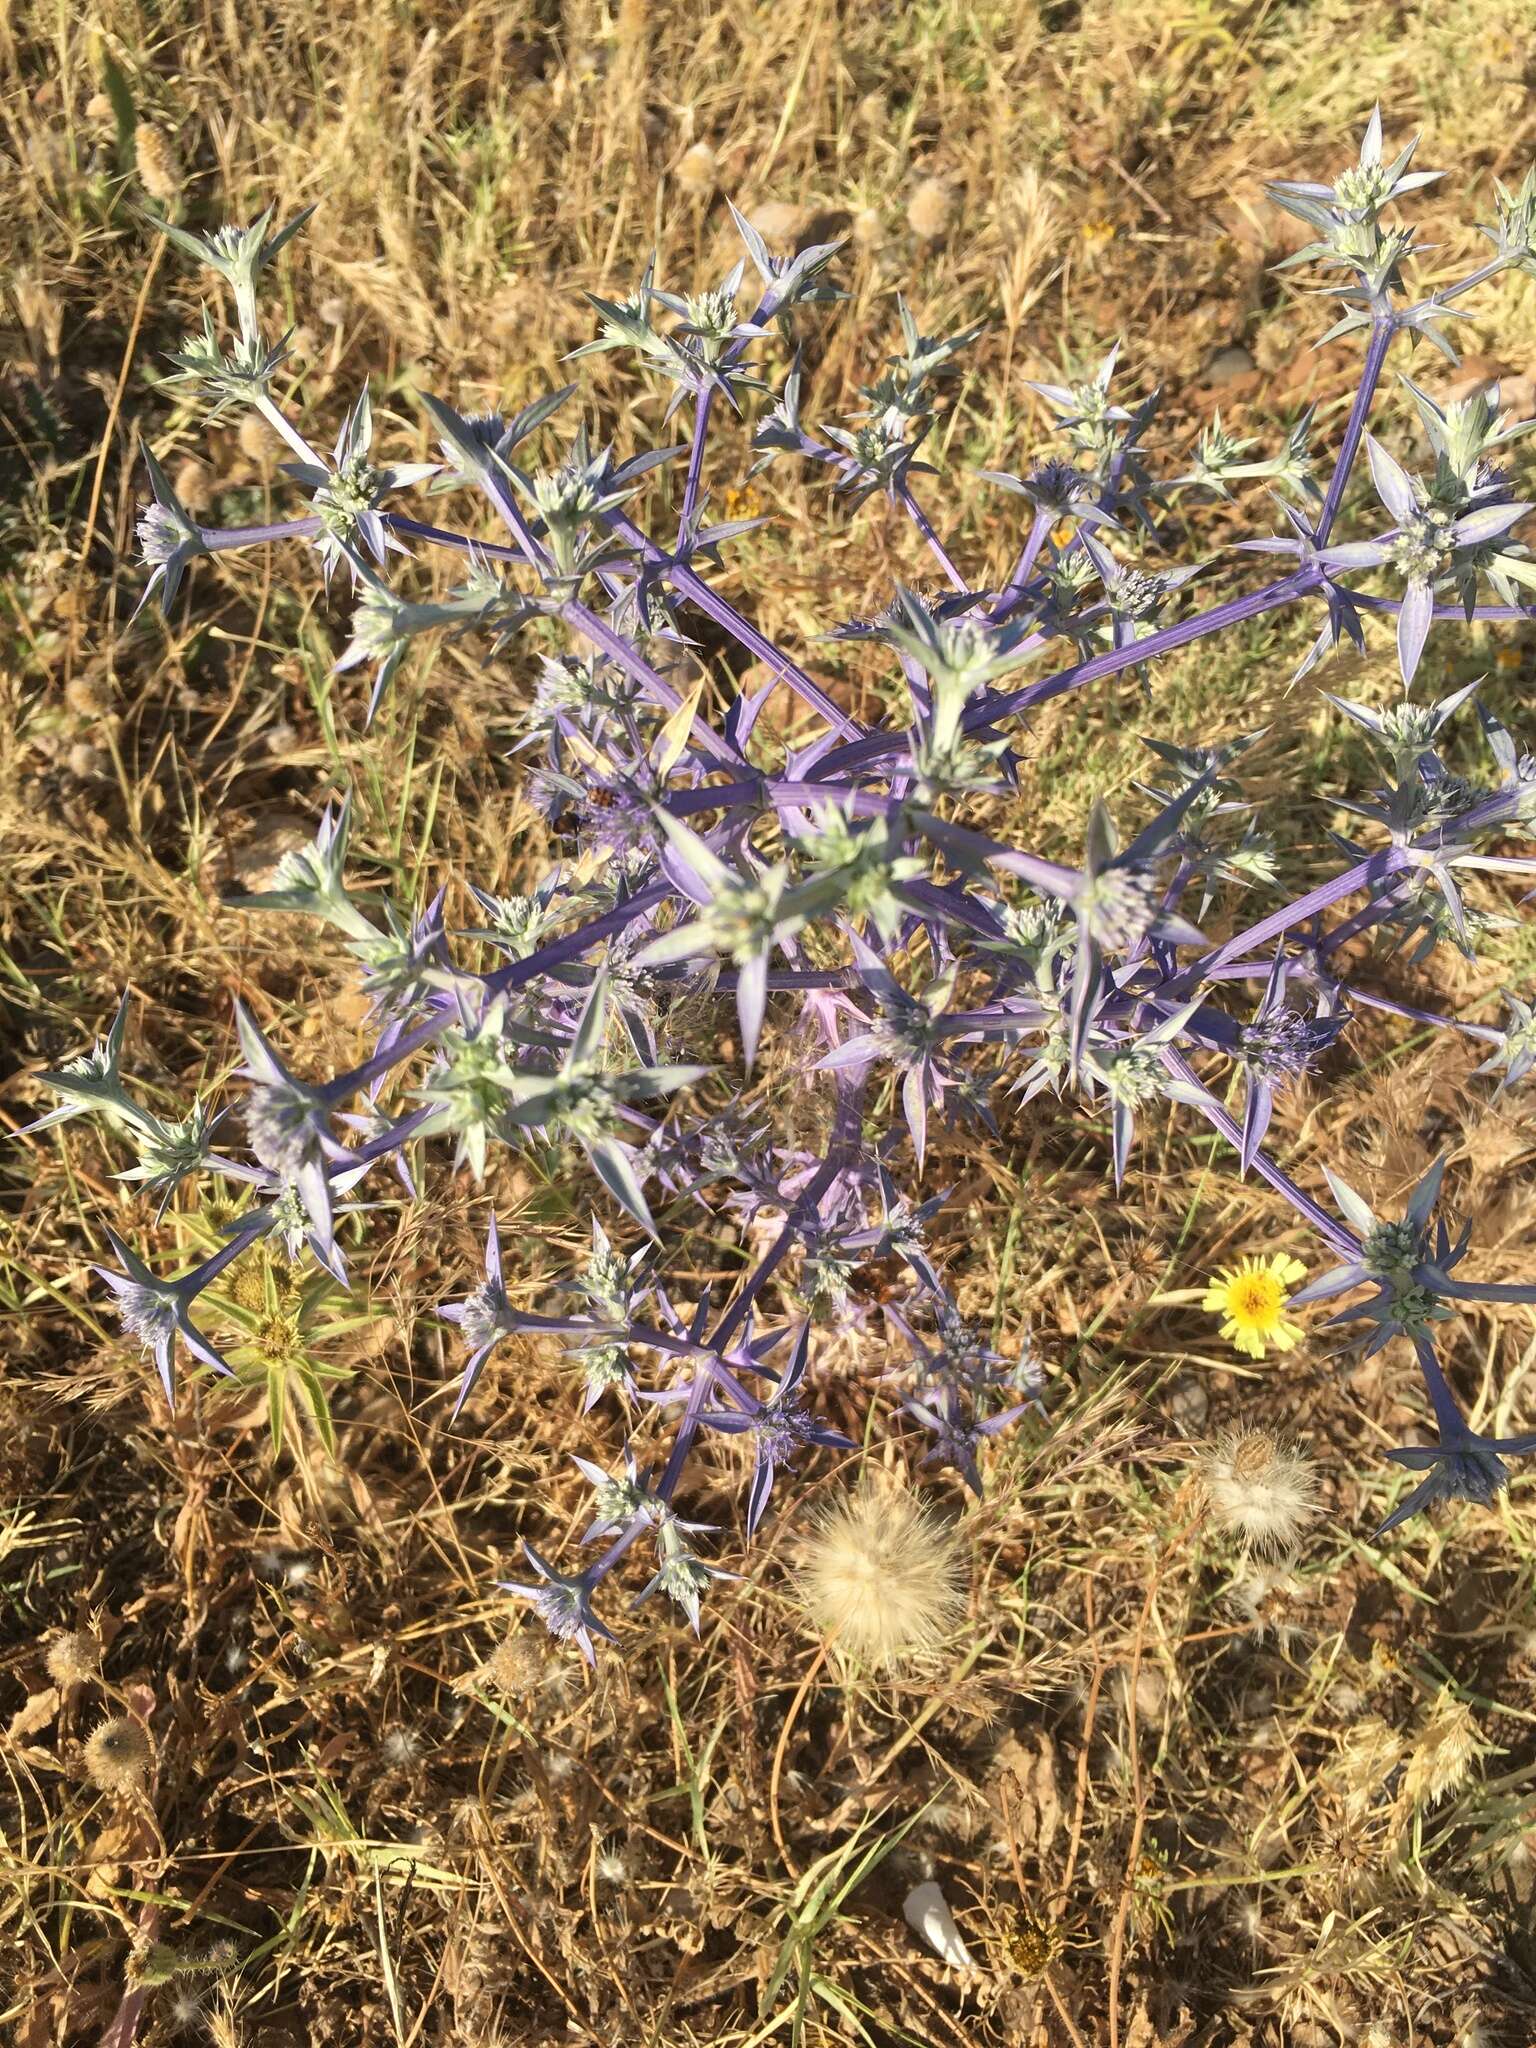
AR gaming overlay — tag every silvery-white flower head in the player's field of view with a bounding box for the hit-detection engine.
[144,199,317,339]
[280,386,440,586]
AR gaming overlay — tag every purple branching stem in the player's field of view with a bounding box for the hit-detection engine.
[1314,317,1395,546]
[212,511,1518,643]
[197,1218,270,1287]
[989,509,1053,623]
[322,885,676,1106]
[650,1356,726,1514]
[1319,885,1412,959]
[1159,1047,1361,1257]
[591,1511,651,1581]
[602,506,865,739]
[643,1068,867,1520]
[1004,573,1318,717]
[98,165,1536,1611]
[1189,846,1411,982]
[1422,258,1511,309]
[386,513,524,566]
[899,485,969,592]
[680,387,715,538]
[813,569,1319,779]
[1348,987,1503,1041]
[203,516,322,552]
[561,599,742,766]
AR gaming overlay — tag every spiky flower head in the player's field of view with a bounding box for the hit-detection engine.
[1472,990,1536,1094]
[93,1225,234,1407]
[144,199,317,339]
[1481,162,1536,277]
[134,446,211,618]
[498,1542,617,1665]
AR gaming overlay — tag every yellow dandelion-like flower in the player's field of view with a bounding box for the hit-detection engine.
[1202,1254,1307,1359]
[1081,216,1117,249]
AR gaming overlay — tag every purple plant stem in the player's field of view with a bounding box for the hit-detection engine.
[393,510,738,766]
[1348,988,1503,1041]
[812,569,1320,778]
[1419,257,1511,308]
[1158,1048,1360,1257]
[899,485,968,591]
[589,1509,652,1580]
[1414,1337,1470,1441]
[989,508,1053,623]
[1319,885,1411,957]
[561,599,741,767]
[1314,318,1395,546]
[680,386,715,537]
[642,1070,866,1519]
[322,885,674,1104]
[602,506,865,739]
[193,1219,269,1290]
[220,513,1508,636]
[386,513,525,566]
[202,516,322,551]
[1190,846,1410,980]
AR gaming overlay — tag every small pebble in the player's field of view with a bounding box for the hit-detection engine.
[1202,343,1256,386]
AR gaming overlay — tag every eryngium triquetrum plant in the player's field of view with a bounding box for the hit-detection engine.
[37,112,1536,1654]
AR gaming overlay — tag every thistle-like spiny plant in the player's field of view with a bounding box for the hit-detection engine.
[35,117,1536,1656]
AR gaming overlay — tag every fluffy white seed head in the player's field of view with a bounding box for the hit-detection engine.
[1200,1431,1319,1556]
[792,1479,965,1674]
[381,1726,422,1767]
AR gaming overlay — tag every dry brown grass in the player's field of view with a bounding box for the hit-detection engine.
[5,3,1536,2043]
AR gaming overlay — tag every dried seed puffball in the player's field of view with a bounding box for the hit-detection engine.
[1201,1431,1319,1556]
[745,200,804,246]
[794,1480,964,1672]
[84,1716,151,1795]
[907,177,956,241]
[172,458,215,515]
[45,1630,101,1689]
[237,412,279,464]
[675,143,718,195]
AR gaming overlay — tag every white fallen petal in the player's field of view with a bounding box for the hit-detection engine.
[902,1880,976,1970]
